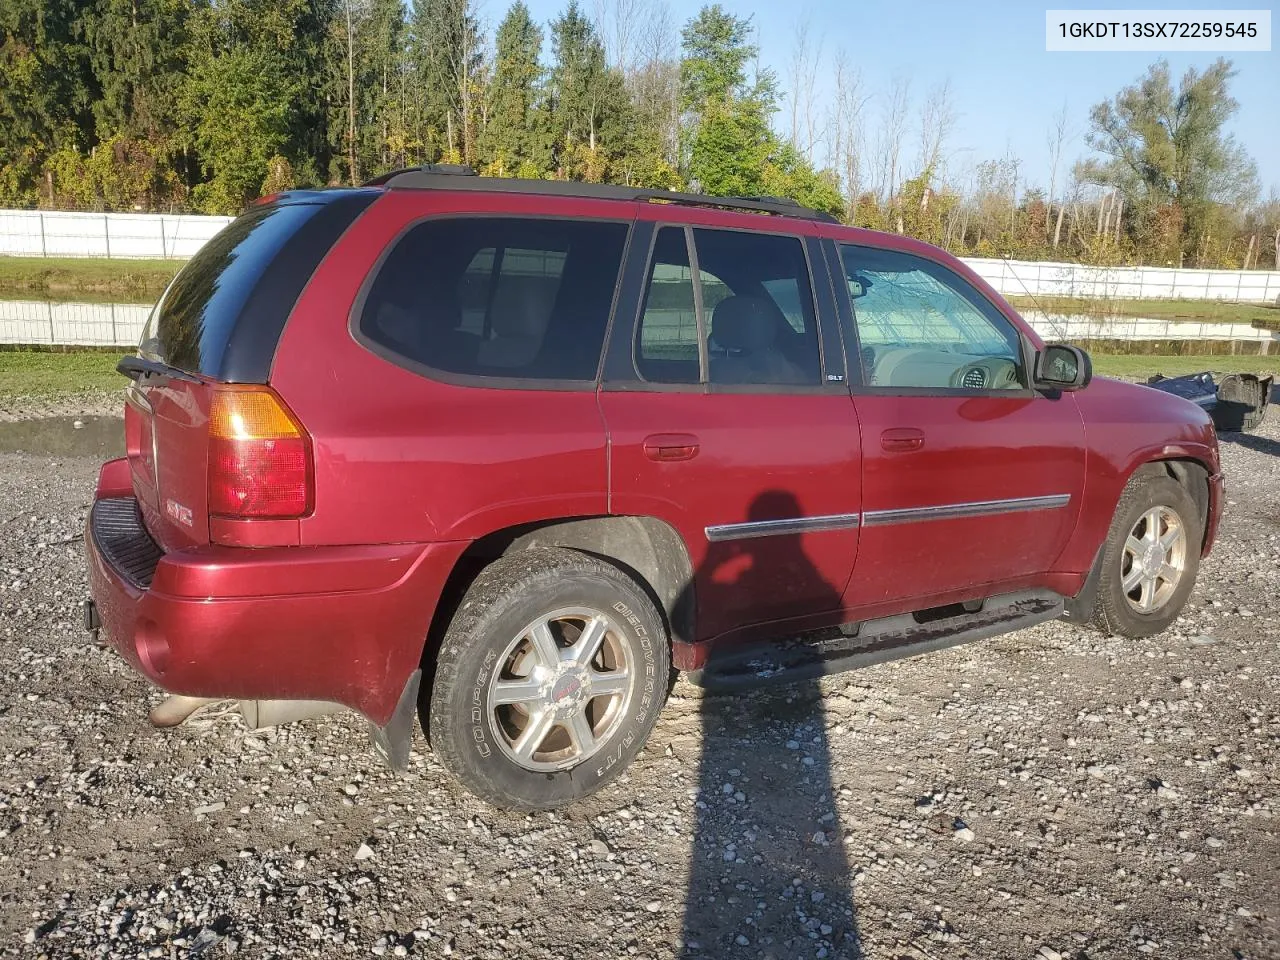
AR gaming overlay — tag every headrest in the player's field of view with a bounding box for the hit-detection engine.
[712,296,781,353]
[488,277,555,339]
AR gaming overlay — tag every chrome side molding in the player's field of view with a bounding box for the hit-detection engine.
[705,513,860,542]
[704,495,1070,541]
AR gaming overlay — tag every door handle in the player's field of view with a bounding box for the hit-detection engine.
[881,427,925,452]
[643,433,701,462]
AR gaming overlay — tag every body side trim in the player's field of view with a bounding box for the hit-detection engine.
[862,494,1070,527]
[704,494,1072,542]
[705,513,860,542]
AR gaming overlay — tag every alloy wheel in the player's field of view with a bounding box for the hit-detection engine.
[485,607,632,772]
[1120,505,1187,614]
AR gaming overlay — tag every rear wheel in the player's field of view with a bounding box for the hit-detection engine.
[1091,471,1202,638]
[427,548,669,810]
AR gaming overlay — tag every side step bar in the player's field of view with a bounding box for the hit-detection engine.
[685,590,1064,691]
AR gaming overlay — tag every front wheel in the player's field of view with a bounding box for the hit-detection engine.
[1091,471,1202,638]
[427,548,670,810]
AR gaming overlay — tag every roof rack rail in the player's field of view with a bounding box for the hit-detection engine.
[362,166,839,223]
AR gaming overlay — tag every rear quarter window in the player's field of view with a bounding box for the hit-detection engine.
[356,217,629,385]
[140,203,323,375]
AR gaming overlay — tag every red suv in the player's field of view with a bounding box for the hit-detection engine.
[85,168,1223,809]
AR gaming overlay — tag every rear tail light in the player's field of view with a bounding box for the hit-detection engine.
[207,386,312,519]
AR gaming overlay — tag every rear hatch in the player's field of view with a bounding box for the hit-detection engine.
[123,193,375,551]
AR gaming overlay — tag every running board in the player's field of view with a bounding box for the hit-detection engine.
[685,590,1064,691]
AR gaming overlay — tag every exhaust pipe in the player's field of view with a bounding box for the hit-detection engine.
[237,699,343,729]
[148,694,342,729]
[150,695,220,727]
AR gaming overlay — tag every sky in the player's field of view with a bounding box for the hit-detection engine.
[518,0,1280,199]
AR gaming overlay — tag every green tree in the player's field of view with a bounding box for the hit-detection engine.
[0,0,97,206]
[366,0,408,171]
[85,0,193,142]
[547,1,630,180]
[677,6,779,196]
[480,2,548,176]
[182,0,334,211]
[761,143,845,220]
[184,45,295,212]
[409,0,483,164]
[678,4,756,114]
[81,0,197,207]
[1083,58,1259,264]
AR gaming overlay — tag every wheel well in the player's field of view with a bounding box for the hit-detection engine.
[1135,458,1210,537]
[421,515,695,676]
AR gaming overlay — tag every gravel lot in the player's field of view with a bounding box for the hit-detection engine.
[0,406,1277,960]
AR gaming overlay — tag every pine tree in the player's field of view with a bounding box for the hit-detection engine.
[678,4,775,196]
[0,0,97,205]
[182,0,332,212]
[480,2,548,177]
[409,0,483,164]
[366,0,407,172]
[547,0,629,181]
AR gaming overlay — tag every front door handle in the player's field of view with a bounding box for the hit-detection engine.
[881,427,925,452]
[643,433,701,462]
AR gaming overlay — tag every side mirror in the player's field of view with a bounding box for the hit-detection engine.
[1034,344,1092,392]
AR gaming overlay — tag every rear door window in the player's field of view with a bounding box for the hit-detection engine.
[358,217,629,383]
[632,227,823,388]
[697,228,822,387]
[636,226,700,383]
[140,202,323,374]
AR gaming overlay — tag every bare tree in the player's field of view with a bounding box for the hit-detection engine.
[631,0,679,168]
[828,50,869,209]
[872,77,911,204]
[915,79,955,179]
[594,0,644,73]
[1045,100,1075,245]
[787,15,822,162]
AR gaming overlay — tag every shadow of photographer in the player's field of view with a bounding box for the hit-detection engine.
[677,491,863,959]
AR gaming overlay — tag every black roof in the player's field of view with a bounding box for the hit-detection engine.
[363,165,839,224]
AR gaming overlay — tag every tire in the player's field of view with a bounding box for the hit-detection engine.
[1091,470,1202,638]
[427,548,670,810]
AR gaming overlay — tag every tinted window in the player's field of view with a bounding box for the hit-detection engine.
[139,203,322,373]
[360,217,627,382]
[697,229,821,387]
[840,245,1024,390]
[636,227,699,383]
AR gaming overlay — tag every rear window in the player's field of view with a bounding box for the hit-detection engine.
[357,217,629,383]
[139,203,323,374]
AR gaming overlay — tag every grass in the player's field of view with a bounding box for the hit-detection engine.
[0,348,1274,402]
[1006,295,1280,326]
[0,349,124,398]
[0,256,179,303]
[1089,353,1277,381]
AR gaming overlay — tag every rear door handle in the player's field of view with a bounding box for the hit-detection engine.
[643,433,701,462]
[881,427,925,452]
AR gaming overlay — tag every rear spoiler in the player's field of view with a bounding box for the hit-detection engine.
[1146,371,1273,433]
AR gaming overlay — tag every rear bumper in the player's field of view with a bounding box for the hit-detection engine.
[86,462,467,726]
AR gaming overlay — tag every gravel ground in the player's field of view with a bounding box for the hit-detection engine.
[0,412,1277,960]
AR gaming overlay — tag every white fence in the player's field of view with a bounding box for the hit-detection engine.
[0,209,232,259]
[1025,313,1280,346]
[965,257,1280,304]
[2,208,1280,303]
[2,299,1276,350]
[0,300,151,346]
